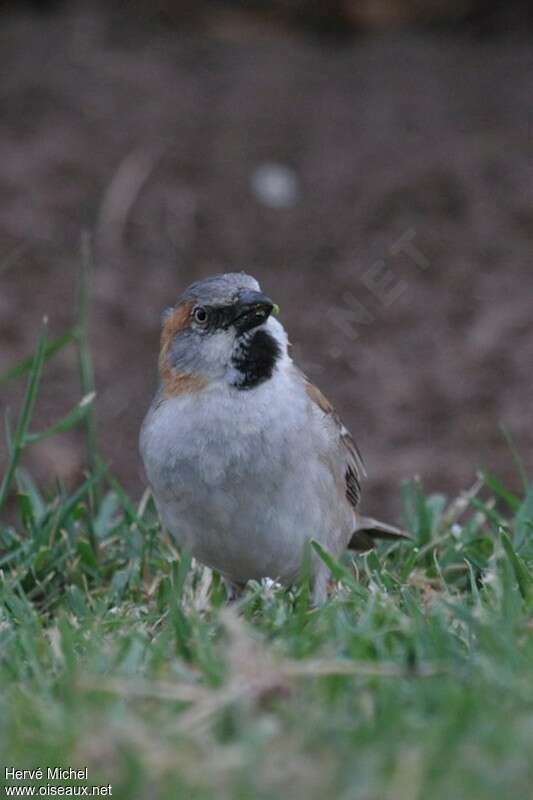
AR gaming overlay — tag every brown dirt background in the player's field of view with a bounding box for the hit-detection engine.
[1,1,532,522]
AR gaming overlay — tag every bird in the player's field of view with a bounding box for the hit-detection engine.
[140,272,408,603]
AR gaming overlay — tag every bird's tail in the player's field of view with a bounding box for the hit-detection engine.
[348,515,411,551]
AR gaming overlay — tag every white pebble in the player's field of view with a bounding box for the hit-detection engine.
[251,163,300,208]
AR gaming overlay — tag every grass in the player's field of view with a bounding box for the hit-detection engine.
[1,300,532,799]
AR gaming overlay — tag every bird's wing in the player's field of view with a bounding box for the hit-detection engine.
[300,372,366,512]
[301,370,411,548]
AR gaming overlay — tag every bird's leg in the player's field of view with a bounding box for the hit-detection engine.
[223,578,246,603]
[311,562,330,606]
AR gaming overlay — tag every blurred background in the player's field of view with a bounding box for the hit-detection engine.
[0,0,532,521]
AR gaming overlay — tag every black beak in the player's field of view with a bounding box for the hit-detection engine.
[232,290,275,333]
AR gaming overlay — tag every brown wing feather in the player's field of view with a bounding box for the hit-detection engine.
[301,371,412,550]
[303,375,365,511]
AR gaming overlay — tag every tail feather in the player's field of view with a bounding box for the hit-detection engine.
[348,515,411,552]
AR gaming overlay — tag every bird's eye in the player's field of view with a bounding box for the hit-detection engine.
[193,306,208,325]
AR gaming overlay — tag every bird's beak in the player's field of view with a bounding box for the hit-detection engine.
[232,290,275,333]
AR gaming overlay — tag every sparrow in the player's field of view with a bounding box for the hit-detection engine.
[140,272,408,603]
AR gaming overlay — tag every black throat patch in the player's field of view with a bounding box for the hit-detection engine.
[231,330,281,390]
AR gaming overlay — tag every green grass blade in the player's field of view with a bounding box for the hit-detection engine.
[481,470,521,513]
[500,424,529,492]
[52,463,109,531]
[0,319,48,512]
[0,330,76,385]
[500,529,532,602]
[24,392,96,445]
[513,486,533,552]
[76,232,98,474]
[14,468,46,522]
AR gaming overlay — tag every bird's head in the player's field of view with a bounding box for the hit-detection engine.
[158,272,288,396]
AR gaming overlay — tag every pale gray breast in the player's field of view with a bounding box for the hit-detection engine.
[140,365,355,581]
